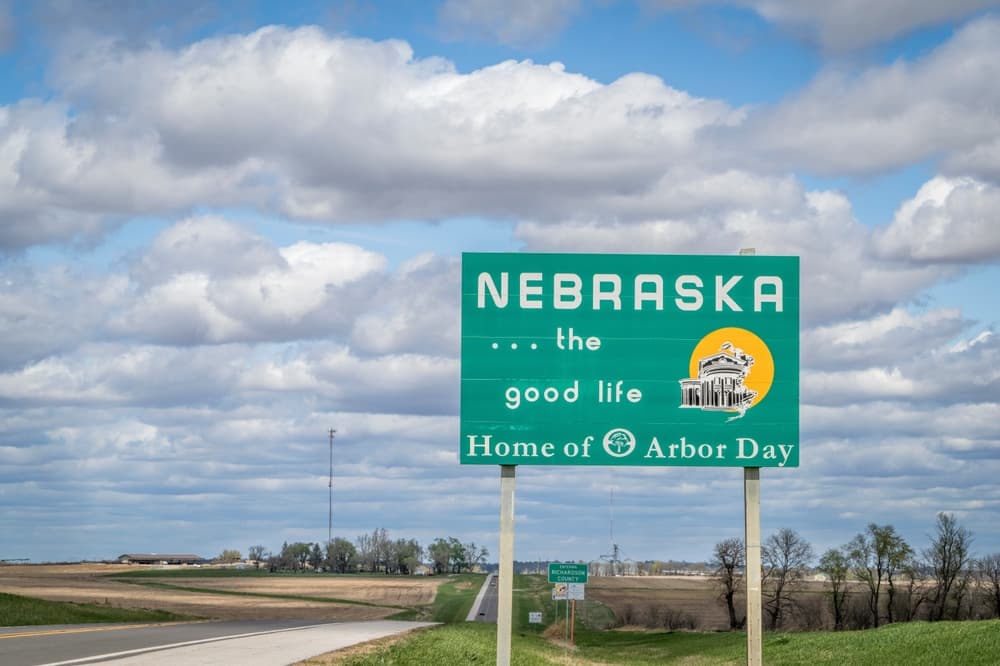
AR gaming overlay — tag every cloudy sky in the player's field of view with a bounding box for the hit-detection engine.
[2,0,999,566]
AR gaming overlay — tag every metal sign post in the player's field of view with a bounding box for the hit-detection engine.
[745,466,762,665]
[570,599,576,644]
[565,595,569,641]
[496,465,516,666]
[741,247,762,666]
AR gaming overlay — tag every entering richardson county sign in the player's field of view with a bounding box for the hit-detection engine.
[549,563,589,584]
[460,252,799,468]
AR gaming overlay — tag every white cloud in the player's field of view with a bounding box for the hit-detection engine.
[0,343,247,406]
[2,9,999,564]
[803,307,968,370]
[651,0,999,51]
[112,218,387,345]
[802,321,1000,407]
[738,16,1000,176]
[747,0,997,52]
[876,176,1000,263]
[438,0,580,46]
[0,264,128,370]
[305,345,459,416]
[133,216,286,284]
[350,254,460,356]
[0,12,997,256]
[2,27,751,248]
[945,136,1000,183]
[516,188,952,324]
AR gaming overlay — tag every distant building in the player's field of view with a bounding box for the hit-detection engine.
[117,553,205,565]
[679,342,757,416]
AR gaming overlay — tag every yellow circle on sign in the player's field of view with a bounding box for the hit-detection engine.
[688,327,774,408]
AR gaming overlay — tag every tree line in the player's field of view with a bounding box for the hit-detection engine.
[711,512,1000,632]
[217,528,489,575]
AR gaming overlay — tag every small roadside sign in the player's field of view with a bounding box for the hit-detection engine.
[552,583,567,600]
[567,583,585,600]
[548,562,589,584]
[528,611,542,624]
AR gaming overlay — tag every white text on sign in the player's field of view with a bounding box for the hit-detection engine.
[478,272,784,312]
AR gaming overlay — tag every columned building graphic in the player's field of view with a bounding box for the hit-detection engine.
[679,342,757,416]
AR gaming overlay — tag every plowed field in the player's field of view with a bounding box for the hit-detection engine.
[0,564,443,622]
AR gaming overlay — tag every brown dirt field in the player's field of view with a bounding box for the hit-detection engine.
[183,576,438,605]
[586,575,731,631]
[0,564,445,622]
[587,576,851,632]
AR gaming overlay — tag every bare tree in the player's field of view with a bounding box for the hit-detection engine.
[712,537,745,630]
[761,528,814,629]
[247,545,267,570]
[817,548,850,630]
[978,553,1000,619]
[463,542,488,572]
[895,557,928,622]
[372,528,391,573]
[355,532,374,572]
[925,513,975,621]
[355,529,391,573]
[847,523,912,627]
[883,529,913,624]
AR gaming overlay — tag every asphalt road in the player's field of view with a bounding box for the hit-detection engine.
[0,619,436,666]
[470,573,499,623]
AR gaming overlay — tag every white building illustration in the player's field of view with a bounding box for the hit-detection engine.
[679,342,757,417]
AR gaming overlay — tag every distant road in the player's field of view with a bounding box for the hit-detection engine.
[468,573,499,623]
[0,619,436,666]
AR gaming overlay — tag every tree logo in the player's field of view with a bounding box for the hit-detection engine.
[678,327,774,421]
[603,428,636,458]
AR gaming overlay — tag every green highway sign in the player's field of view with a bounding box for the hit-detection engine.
[548,562,589,584]
[460,252,799,467]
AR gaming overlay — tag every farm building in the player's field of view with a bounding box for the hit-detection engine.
[117,553,205,565]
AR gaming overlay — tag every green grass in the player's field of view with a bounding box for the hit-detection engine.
[337,613,1000,665]
[511,573,616,634]
[388,574,482,622]
[428,574,482,623]
[0,592,197,627]
[337,622,563,666]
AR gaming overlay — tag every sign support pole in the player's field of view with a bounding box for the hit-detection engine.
[570,599,576,644]
[744,467,762,666]
[564,597,569,641]
[740,246,763,666]
[497,465,516,666]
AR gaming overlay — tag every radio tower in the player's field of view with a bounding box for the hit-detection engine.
[602,487,623,576]
[327,428,336,546]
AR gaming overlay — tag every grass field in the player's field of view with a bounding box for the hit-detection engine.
[0,591,196,626]
[0,564,448,622]
[320,619,1000,665]
[6,565,999,665]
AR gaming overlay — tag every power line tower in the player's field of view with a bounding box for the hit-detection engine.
[327,428,336,547]
[601,487,624,575]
